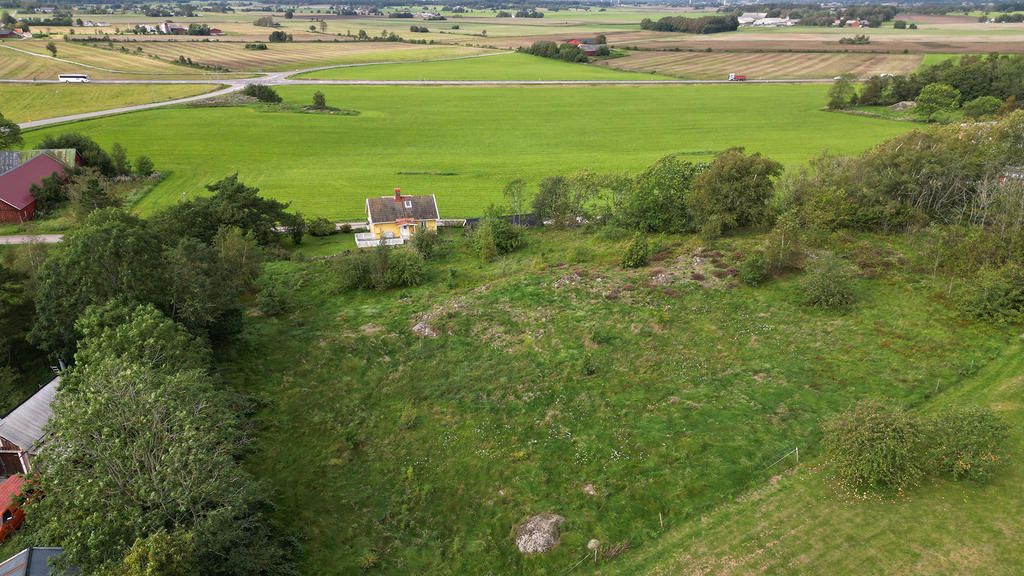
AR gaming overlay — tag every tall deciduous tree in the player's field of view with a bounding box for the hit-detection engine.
[31,357,297,576]
[688,148,783,236]
[29,208,167,360]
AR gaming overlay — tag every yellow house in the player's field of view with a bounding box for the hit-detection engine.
[362,189,440,246]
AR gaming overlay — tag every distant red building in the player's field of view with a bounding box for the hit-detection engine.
[0,154,70,223]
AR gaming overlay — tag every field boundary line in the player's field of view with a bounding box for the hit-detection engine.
[284,50,515,79]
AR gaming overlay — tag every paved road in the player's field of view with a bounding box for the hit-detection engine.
[7,47,840,129]
[0,234,64,245]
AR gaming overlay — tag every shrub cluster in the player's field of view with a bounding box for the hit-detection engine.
[520,40,588,63]
[825,401,1011,494]
[242,84,282,103]
[335,245,425,291]
[620,233,649,269]
[307,217,336,237]
[800,253,856,309]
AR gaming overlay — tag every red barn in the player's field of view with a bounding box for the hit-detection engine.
[0,154,69,223]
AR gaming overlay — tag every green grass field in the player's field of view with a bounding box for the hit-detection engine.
[222,228,1018,575]
[0,83,219,123]
[293,52,673,80]
[24,84,914,221]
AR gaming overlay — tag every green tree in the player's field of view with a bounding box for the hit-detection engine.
[502,177,526,224]
[268,30,291,42]
[67,168,120,219]
[74,302,210,373]
[46,41,58,56]
[162,238,240,337]
[827,74,857,109]
[31,358,297,576]
[962,95,1002,120]
[474,204,522,260]
[1,12,16,26]
[0,112,22,151]
[915,82,961,119]
[618,154,703,233]
[284,8,294,18]
[134,155,155,177]
[688,148,782,235]
[29,208,168,359]
[111,142,131,176]
[312,90,326,109]
[213,226,263,293]
[37,133,115,176]
[114,530,197,576]
[824,400,926,493]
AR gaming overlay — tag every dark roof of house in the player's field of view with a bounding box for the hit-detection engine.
[0,547,77,576]
[0,475,25,509]
[0,150,79,176]
[0,155,67,211]
[0,377,59,453]
[366,194,439,224]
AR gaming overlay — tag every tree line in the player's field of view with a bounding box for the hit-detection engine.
[640,14,739,34]
[0,130,307,572]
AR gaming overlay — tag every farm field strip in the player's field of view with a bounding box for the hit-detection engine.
[293,52,672,80]
[24,84,914,220]
[0,43,252,80]
[600,51,923,80]
[124,42,496,72]
[0,83,220,123]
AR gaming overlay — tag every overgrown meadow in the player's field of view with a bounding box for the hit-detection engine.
[220,227,1013,574]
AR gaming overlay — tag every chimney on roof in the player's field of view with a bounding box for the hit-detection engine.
[394,187,401,202]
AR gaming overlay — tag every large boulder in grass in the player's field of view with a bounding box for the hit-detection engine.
[514,513,565,554]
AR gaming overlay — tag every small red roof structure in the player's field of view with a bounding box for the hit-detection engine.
[0,155,68,223]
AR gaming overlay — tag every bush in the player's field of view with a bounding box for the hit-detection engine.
[824,401,925,493]
[257,282,286,315]
[385,248,426,288]
[955,263,1024,322]
[312,90,326,109]
[411,229,442,259]
[244,42,268,50]
[927,407,1010,481]
[307,217,336,237]
[620,233,649,269]
[335,245,425,291]
[738,250,767,286]
[134,155,154,178]
[800,253,855,309]
[268,30,292,42]
[474,206,522,261]
[242,84,282,103]
[963,95,1002,120]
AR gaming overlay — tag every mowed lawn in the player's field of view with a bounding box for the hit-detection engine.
[600,51,924,80]
[293,52,673,80]
[25,84,915,220]
[0,83,219,123]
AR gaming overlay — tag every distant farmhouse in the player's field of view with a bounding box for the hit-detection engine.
[565,37,605,56]
[0,150,80,224]
[356,189,440,248]
[0,28,33,39]
[0,377,60,476]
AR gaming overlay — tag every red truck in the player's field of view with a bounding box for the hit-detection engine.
[728,73,747,81]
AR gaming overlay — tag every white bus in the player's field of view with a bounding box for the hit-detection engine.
[57,74,90,83]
